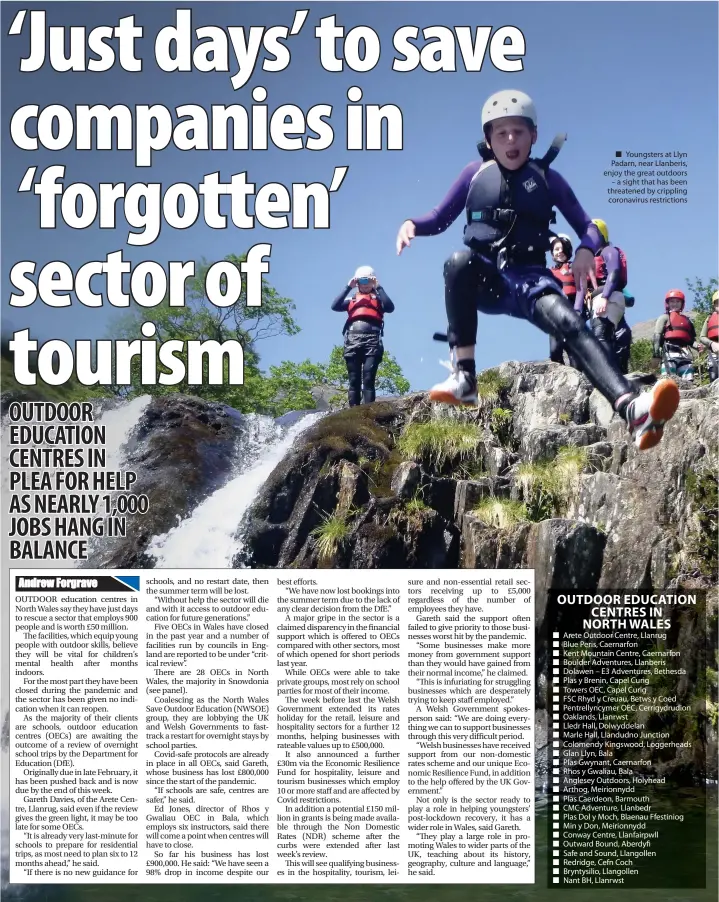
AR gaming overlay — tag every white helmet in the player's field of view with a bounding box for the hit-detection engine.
[482,90,537,131]
[354,265,375,280]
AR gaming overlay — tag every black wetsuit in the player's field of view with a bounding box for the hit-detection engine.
[442,251,634,407]
[332,286,395,406]
[615,316,632,374]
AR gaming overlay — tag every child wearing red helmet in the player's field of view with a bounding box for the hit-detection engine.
[653,290,697,382]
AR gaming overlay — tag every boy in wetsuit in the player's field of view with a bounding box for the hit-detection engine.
[395,89,679,451]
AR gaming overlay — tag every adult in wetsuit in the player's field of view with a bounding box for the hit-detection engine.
[332,266,395,406]
[394,89,680,451]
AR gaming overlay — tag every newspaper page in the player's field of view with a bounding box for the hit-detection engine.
[1,1,717,900]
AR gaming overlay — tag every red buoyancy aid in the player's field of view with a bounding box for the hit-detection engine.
[594,246,628,290]
[551,263,577,300]
[664,311,694,345]
[707,311,719,341]
[346,292,383,326]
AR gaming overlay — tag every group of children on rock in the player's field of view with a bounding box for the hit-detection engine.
[333,89,718,451]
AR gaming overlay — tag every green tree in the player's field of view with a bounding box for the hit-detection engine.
[264,359,328,415]
[110,253,299,411]
[685,276,718,335]
[325,346,410,398]
[682,277,718,385]
[685,276,718,316]
[628,338,659,374]
[265,346,410,416]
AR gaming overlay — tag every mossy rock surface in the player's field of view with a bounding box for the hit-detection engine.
[300,401,399,458]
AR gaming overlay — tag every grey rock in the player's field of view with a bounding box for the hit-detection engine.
[391,460,421,499]
[527,519,606,631]
[336,460,369,515]
[460,514,531,569]
[509,363,593,429]
[588,388,617,427]
[519,424,607,462]
[425,477,457,521]
[454,477,509,521]
[485,444,512,476]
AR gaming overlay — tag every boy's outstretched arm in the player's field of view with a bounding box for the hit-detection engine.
[396,161,481,254]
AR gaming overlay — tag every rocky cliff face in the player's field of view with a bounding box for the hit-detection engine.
[239,363,716,587]
[236,362,718,782]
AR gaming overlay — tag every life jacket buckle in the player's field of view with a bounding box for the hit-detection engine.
[471,208,515,224]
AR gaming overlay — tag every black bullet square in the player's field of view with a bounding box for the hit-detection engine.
[615,151,622,157]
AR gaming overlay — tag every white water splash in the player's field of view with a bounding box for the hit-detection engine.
[63,396,153,568]
[148,412,322,568]
[97,395,152,470]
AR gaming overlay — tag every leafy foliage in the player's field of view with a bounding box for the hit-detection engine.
[685,276,718,345]
[628,338,658,374]
[685,276,718,318]
[109,253,298,410]
[268,346,409,415]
